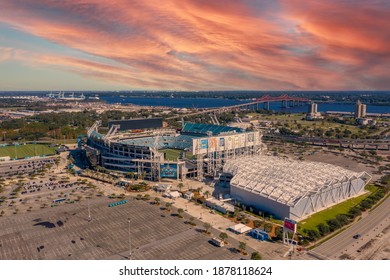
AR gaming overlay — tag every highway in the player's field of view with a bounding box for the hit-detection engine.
[263,134,390,150]
[311,197,390,259]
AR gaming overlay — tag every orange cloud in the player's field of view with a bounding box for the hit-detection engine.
[0,0,389,90]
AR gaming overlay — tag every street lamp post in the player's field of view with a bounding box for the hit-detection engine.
[87,198,91,221]
[128,218,131,260]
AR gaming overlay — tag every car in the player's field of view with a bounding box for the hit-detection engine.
[353,234,361,239]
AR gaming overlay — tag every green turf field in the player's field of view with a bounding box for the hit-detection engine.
[159,148,194,161]
[0,144,57,159]
[298,185,378,233]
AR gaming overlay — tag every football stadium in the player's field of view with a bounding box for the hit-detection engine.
[223,155,372,221]
[86,119,262,181]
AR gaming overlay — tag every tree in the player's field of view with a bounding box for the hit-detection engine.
[165,202,172,211]
[348,207,361,218]
[316,223,330,236]
[189,216,196,226]
[154,197,160,205]
[251,252,262,260]
[360,200,373,210]
[306,229,320,241]
[264,223,272,233]
[238,242,247,253]
[336,214,350,226]
[327,219,341,231]
[203,190,210,198]
[253,220,262,228]
[177,182,184,191]
[177,208,184,218]
[273,226,283,241]
[203,223,211,234]
[219,232,228,243]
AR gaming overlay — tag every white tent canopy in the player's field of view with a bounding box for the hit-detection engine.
[228,223,252,234]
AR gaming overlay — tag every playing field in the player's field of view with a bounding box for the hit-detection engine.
[0,144,57,159]
[298,185,378,233]
[160,148,194,160]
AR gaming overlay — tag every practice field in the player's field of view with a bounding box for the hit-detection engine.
[0,144,56,159]
[160,148,194,161]
[298,185,379,233]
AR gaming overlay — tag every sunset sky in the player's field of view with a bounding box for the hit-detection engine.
[0,0,389,91]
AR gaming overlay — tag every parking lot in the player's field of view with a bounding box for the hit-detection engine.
[0,197,246,260]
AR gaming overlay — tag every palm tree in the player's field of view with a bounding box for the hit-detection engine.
[251,252,262,260]
[178,182,184,191]
[129,171,135,179]
[203,223,211,234]
[204,190,210,198]
[239,242,247,254]
[177,208,184,218]
[189,216,196,226]
[219,232,228,244]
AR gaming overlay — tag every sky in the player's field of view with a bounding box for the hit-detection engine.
[0,0,389,91]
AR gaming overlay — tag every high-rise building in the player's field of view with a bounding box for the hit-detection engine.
[308,102,318,114]
[306,102,322,120]
[355,100,367,118]
[361,104,367,118]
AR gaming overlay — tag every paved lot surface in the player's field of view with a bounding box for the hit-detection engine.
[0,197,246,260]
[312,197,390,259]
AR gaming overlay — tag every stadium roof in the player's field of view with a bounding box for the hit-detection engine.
[224,155,371,207]
[182,123,242,136]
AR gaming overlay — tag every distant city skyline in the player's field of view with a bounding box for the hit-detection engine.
[0,1,389,91]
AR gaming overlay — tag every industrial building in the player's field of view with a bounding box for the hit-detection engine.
[86,119,262,181]
[224,155,371,221]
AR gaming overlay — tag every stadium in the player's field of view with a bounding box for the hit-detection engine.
[86,118,262,181]
[223,155,372,221]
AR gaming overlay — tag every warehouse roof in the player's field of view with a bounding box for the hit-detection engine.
[224,155,371,207]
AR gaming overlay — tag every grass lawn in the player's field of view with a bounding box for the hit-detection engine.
[0,144,56,159]
[259,113,364,134]
[159,148,194,161]
[298,185,378,233]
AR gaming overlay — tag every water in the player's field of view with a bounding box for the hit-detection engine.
[100,96,390,114]
[100,96,245,108]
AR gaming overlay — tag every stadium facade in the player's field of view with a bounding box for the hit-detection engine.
[224,155,372,221]
[86,120,262,181]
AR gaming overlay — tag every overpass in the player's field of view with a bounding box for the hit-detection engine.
[166,94,311,120]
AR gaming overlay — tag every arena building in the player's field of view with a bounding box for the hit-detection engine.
[86,120,262,181]
[223,155,371,221]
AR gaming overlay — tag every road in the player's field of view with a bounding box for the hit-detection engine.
[311,197,390,259]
